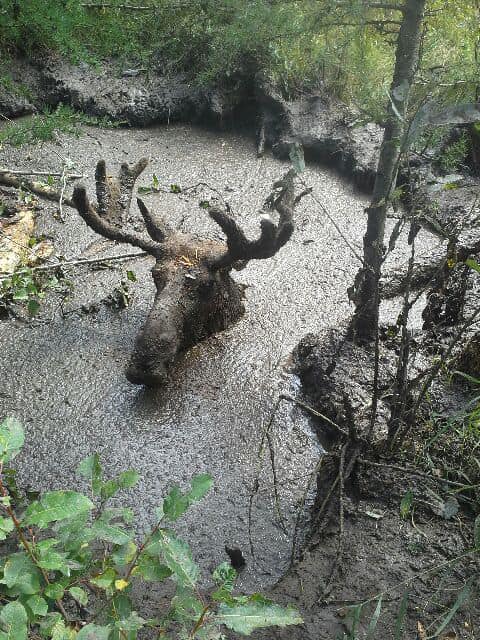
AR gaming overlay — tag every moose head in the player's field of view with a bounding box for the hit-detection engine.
[72,159,300,386]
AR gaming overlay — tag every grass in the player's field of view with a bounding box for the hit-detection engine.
[0,104,120,147]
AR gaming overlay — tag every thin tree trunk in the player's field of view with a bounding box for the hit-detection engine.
[351,0,427,340]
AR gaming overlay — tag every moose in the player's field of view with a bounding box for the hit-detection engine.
[72,159,301,386]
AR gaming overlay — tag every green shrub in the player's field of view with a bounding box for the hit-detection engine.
[0,417,302,639]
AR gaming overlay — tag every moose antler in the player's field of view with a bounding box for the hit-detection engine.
[72,159,170,258]
[208,169,297,269]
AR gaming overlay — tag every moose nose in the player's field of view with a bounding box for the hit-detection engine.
[125,362,168,387]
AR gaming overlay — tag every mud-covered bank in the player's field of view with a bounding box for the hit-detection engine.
[1,57,383,191]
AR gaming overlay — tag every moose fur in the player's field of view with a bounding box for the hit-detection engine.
[72,159,300,386]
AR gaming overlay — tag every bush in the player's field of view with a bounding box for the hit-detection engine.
[0,417,302,639]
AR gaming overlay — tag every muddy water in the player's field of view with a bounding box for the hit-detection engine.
[0,124,436,591]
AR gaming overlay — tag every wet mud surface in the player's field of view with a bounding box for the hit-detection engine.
[0,124,438,593]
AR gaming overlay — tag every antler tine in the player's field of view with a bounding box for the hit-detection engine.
[136,198,172,243]
[208,170,297,270]
[94,158,149,226]
[72,185,163,257]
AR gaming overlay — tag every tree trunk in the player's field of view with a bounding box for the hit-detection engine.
[351,0,427,341]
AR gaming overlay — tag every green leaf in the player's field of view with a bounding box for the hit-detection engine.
[68,587,88,606]
[162,487,190,522]
[152,174,159,189]
[126,271,136,283]
[394,591,409,640]
[154,530,199,589]
[91,520,132,546]
[0,601,28,640]
[44,583,64,601]
[27,300,40,316]
[399,491,413,519]
[171,587,203,624]
[76,624,111,640]
[188,474,213,503]
[217,597,303,635]
[116,471,139,490]
[0,419,24,464]
[77,454,103,496]
[1,553,42,595]
[289,143,305,174]
[12,289,28,301]
[428,580,472,639]
[366,597,382,640]
[25,491,93,528]
[90,568,116,591]
[0,516,15,541]
[134,554,172,582]
[212,562,237,601]
[112,542,137,567]
[25,595,48,617]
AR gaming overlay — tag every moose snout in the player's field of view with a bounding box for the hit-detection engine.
[125,359,169,387]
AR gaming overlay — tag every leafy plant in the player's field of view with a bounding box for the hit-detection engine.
[0,267,65,316]
[0,418,302,639]
[0,104,119,147]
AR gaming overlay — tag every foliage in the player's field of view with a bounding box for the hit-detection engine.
[0,267,67,316]
[0,104,118,147]
[0,418,302,640]
[0,1,478,121]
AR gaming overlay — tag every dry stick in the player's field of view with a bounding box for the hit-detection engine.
[290,454,329,566]
[248,397,283,559]
[0,172,74,208]
[266,430,288,534]
[280,393,349,438]
[0,168,83,179]
[356,458,475,489]
[322,443,347,599]
[299,178,363,265]
[394,303,480,451]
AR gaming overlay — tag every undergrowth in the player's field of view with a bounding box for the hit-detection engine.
[0,105,119,147]
[0,417,302,639]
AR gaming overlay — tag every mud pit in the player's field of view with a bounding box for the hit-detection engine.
[0,124,438,594]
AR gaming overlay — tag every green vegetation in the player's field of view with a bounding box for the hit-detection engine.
[0,1,478,120]
[0,267,65,316]
[0,105,118,147]
[0,418,302,639]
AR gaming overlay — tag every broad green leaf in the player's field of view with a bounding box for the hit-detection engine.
[188,474,213,503]
[154,530,199,589]
[212,562,237,601]
[44,583,64,601]
[217,597,302,635]
[400,491,413,519]
[25,595,48,617]
[0,517,15,541]
[77,454,103,496]
[126,271,136,283]
[113,612,144,634]
[90,568,116,591]
[0,601,28,640]
[0,419,24,464]
[171,588,203,623]
[76,624,111,640]
[91,520,131,546]
[116,471,139,490]
[134,554,172,582]
[1,553,41,595]
[68,587,88,606]
[162,487,190,522]
[112,542,137,567]
[25,491,93,528]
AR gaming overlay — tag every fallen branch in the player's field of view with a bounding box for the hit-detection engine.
[0,172,74,208]
[0,251,149,281]
[280,393,349,438]
[0,168,83,179]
